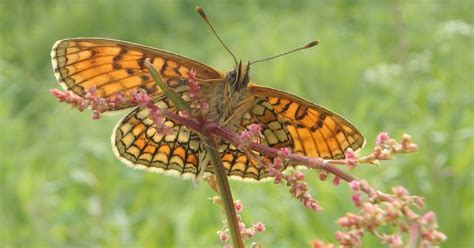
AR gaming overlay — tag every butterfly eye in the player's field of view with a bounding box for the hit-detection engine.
[226,70,237,82]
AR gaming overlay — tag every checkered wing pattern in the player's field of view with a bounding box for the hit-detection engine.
[51,38,222,110]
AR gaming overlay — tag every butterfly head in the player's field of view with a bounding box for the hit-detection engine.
[226,61,250,91]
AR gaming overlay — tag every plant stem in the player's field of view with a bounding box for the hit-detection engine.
[144,59,191,112]
[203,135,244,248]
[144,62,241,246]
[162,109,357,182]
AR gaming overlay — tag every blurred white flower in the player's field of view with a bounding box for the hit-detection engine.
[70,168,97,186]
[438,19,472,38]
[363,63,402,86]
[88,195,102,216]
[407,50,432,73]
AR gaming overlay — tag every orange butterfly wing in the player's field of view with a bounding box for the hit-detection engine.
[51,38,222,110]
[213,85,365,181]
[112,98,205,179]
[247,85,365,160]
[112,98,270,181]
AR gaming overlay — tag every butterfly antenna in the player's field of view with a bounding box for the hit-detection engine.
[250,40,320,65]
[196,6,238,65]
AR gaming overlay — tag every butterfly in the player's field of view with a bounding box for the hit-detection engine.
[51,35,364,182]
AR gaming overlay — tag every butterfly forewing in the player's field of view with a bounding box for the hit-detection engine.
[51,38,222,110]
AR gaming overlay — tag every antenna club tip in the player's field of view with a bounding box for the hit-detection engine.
[195,6,207,19]
[304,40,320,48]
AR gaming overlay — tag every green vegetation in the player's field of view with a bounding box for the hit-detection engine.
[1,0,472,247]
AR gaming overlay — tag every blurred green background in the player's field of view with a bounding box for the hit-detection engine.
[1,0,472,247]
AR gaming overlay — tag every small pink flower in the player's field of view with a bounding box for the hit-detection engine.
[187,68,197,82]
[295,171,305,180]
[130,89,151,107]
[319,171,328,181]
[414,196,425,209]
[243,228,255,238]
[390,234,403,247]
[247,123,262,134]
[344,148,359,168]
[392,186,408,197]
[332,176,341,186]
[422,211,436,226]
[349,180,361,192]
[312,240,335,248]
[376,132,390,146]
[237,124,263,148]
[234,200,243,213]
[351,193,362,206]
[278,147,291,157]
[381,234,403,247]
[218,230,229,243]
[335,230,362,247]
[238,222,246,232]
[253,222,265,232]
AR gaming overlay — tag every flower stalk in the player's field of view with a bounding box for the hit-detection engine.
[203,135,244,248]
[144,60,244,247]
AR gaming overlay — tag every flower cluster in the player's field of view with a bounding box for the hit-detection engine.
[312,180,446,247]
[212,198,266,247]
[186,69,209,116]
[130,89,173,135]
[267,148,322,212]
[50,87,126,119]
[343,148,359,168]
[360,132,418,164]
[50,87,173,135]
[237,124,263,149]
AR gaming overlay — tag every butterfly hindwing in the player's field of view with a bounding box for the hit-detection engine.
[112,99,205,178]
[112,98,274,181]
[51,38,222,110]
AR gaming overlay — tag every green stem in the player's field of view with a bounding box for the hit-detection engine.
[144,63,241,246]
[144,59,191,112]
[203,135,244,248]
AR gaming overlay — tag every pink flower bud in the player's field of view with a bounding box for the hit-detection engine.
[376,132,390,146]
[253,222,265,232]
[319,171,328,181]
[392,186,408,197]
[218,230,229,243]
[234,200,243,213]
[295,171,305,180]
[279,147,291,157]
[238,222,246,231]
[422,211,436,226]
[332,176,341,186]
[349,180,361,192]
[351,193,362,206]
[243,228,255,238]
[247,123,262,134]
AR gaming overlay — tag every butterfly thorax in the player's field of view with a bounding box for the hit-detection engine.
[203,61,254,126]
